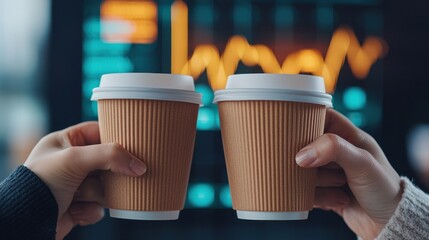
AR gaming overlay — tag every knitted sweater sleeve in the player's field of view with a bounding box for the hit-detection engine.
[0,165,58,240]
[377,177,429,240]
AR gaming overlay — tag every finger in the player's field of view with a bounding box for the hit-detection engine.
[60,121,101,147]
[324,109,380,156]
[316,168,346,187]
[319,162,341,170]
[330,207,344,217]
[314,187,350,209]
[74,175,105,206]
[317,206,344,217]
[69,202,105,226]
[295,133,377,180]
[34,122,101,154]
[56,212,76,240]
[61,142,147,178]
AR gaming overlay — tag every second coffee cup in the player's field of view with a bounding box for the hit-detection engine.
[214,74,332,220]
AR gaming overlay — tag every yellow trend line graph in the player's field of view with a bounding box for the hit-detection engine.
[171,1,388,93]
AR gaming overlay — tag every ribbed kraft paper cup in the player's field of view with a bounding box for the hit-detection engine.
[214,74,331,221]
[99,99,198,219]
[91,73,202,220]
[219,101,325,218]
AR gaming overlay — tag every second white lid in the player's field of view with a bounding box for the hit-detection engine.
[226,74,326,92]
[213,74,332,107]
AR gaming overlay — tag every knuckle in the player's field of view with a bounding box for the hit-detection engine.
[38,132,58,146]
[354,148,376,175]
[356,130,377,147]
[324,133,342,151]
[359,149,376,167]
[105,142,125,158]
[63,146,79,158]
[41,132,55,142]
[61,147,85,172]
[359,148,373,160]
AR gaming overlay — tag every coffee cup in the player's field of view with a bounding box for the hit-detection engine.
[91,73,202,220]
[213,74,332,220]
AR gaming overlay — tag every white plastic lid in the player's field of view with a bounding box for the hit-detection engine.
[213,74,332,107]
[227,74,326,92]
[91,73,202,105]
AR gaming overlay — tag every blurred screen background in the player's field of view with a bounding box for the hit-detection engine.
[1,0,429,239]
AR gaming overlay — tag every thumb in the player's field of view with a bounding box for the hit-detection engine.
[295,133,377,181]
[295,133,402,224]
[61,142,147,178]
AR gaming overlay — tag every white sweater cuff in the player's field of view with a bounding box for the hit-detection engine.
[377,177,429,240]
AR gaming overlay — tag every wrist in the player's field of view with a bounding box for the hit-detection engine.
[385,177,404,223]
[373,178,404,236]
[376,177,429,239]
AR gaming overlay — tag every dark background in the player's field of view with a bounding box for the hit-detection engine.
[382,0,429,185]
[44,0,429,239]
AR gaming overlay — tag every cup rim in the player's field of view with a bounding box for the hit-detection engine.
[90,73,202,104]
[213,73,332,107]
[213,88,332,107]
[91,86,202,105]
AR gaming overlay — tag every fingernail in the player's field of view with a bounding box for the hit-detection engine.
[295,147,318,166]
[129,156,147,175]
